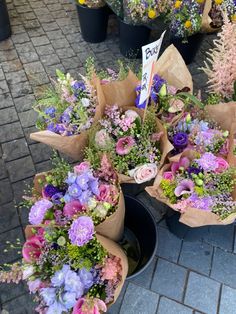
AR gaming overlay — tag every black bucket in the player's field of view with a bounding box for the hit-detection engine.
[119,20,151,59]
[0,0,11,42]
[169,33,204,65]
[120,195,158,279]
[121,180,154,197]
[76,4,109,43]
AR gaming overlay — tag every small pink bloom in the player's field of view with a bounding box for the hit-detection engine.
[116,136,135,155]
[124,109,140,121]
[22,235,44,263]
[74,162,91,174]
[97,184,119,205]
[151,131,164,142]
[72,297,107,314]
[163,171,174,181]
[215,157,229,173]
[63,200,83,218]
[129,163,157,184]
[171,157,190,174]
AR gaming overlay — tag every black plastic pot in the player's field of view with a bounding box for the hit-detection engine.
[76,4,109,43]
[120,195,158,279]
[169,33,204,65]
[121,180,154,197]
[0,0,11,42]
[119,20,151,59]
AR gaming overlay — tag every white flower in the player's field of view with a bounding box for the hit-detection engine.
[124,110,141,121]
[22,265,35,280]
[81,98,90,107]
[129,163,158,184]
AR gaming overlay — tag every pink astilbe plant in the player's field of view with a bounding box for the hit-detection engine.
[201,13,236,100]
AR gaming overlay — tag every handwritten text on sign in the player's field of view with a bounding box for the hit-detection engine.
[139,31,166,107]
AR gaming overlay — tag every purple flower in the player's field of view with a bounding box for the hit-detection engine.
[188,193,213,211]
[51,265,70,287]
[187,167,203,177]
[175,179,195,197]
[45,107,56,118]
[64,270,84,297]
[51,192,64,205]
[43,184,61,199]
[76,173,89,190]
[79,268,94,289]
[47,301,67,314]
[195,153,218,171]
[173,132,188,149]
[68,183,82,198]
[40,287,56,306]
[61,291,77,309]
[65,172,77,185]
[29,199,53,224]
[68,216,94,246]
[116,136,135,155]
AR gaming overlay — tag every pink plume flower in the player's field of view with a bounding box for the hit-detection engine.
[115,136,135,155]
[72,297,107,314]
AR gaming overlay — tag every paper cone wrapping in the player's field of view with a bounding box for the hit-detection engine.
[30,76,106,161]
[205,102,236,131]
[24,226,128,307]
[153,45,193,92]
[95,191,125,242]
[33,172,125,242]
[201,0,221,33]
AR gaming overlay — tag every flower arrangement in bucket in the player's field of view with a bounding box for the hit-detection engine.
[76,0,105,8]
[0,220,128,314]
[24,153,125,242]
[86,105,172,184]
[30,70,101,160]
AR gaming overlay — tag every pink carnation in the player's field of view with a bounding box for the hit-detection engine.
[101,256,122,281]
[63,200,83,218]
[163,171,174,181]
[116,136,135,155]
[97,184,119,205]
[72,297,107,314]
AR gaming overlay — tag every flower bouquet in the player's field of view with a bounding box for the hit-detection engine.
[201,0,236,32]
[27,154,125,242]
[86,105,172,184]
[31,70,104,160]
[76,0,105,8]
[0,218,128,314]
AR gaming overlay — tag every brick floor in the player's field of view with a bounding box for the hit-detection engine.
[1,0,236,313]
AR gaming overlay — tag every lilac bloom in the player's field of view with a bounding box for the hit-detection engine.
[40,288,56,306]
[175,179,195,197]
[29,199,53,225]
[68,183,82,198]
[51,265,70,287]
[195,152,218,171]
[79,268,94,289]
[68,216,94,247]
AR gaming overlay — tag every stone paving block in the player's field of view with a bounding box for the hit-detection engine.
[0,227,24,264]
[34,7,50,16]
[23,19,41,30]
[185,272,220,314]
[120,283,159,314]
[0,50,18,62]
[0,80,9,94]
[51,38,71,50]
[11,33,30,45]
[40,53,60,66]
[56,47,76,59]
[31,35,50,47]
[0,39,14,51]
[14,94,36,113]
[203,224,235,252]
[0,282,27,305]
[41,21,60,32]
[151,258,187,301]
[179,241,213,275]
[29,142,53,163]
[129,258,157,289]
[18,109,38,128]
[6,156,35,183]
[27,27,45,38]
[6,70,28,85]
[15,4,32,13]
[0,202,20,234]
[1,59,23,72]
[0,179,13,205]
[27,71,50,87]
[24,61,45,75]
[219,285,236,314]
[23,125,38,144]
[0,107,18,125]
[35,44,55,56]
[19,51,39,64]
[35,160,52,172]
[10,81,32,98]
[0,68,4,80]
[45,63,65,77]
[0,94,14,109]
[46,29,65,40]
[108,282,128,314]
[156,226,182,263]
[1,293,36,314]
[0,122,24,143]
[12,177,33,204]
[0,159,7,179]
[2,139,30,161]
[157,297,193,314]
[211,248,236,289]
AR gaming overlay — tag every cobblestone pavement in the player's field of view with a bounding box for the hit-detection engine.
[0,0,236,313]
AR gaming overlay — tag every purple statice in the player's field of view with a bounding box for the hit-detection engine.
[44,107,56,118]
[173,132,188,150]
[29,199,53,224]
[188,193,213,211]
[71,81,86,98]
[68,216,94,246]
[195,152,218,172]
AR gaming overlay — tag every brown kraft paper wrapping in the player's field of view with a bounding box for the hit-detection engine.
[33,172,125,242]
[30,76,107,161]
[205,102,236,131]
[24,226,128,308]
[201,0,221,33]
[146,134,236,227]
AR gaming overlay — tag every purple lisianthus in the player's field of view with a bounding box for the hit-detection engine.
[51,192,64,205]
[29,199,53,225]
[68,216,94,246]
[187,166,203,177]
[175,179,195,197]
[173,132,188,150]
[42,184,61,199]
[195,152,218,171]
[79,268,94,289]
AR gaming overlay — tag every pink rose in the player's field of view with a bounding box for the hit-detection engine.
[72,298,107,314]
[22,235,44,263]
[129,163,157,184]
[63,200,83,218]
[74,162,90,174]
[97,184,119,205]
[163,171,174,181]
[215,157,229,173]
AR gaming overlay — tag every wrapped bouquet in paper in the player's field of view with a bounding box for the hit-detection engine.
[26,154,125,242]
[30,70,104,161]
[86,105,172,184]
[0,219,128,314]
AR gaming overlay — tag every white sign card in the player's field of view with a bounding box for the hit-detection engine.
[139,31,166,107]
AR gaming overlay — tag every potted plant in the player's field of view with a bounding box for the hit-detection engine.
[167,0,205,64]
[0,0,11,41]
[106,0,170,58]
[75,0,109,43]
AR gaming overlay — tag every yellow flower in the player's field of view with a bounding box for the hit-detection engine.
[79,0,85,4]
[196,0,204,3]
[231,14,236,22]
[148,9,157,19]
[175,1,182,8]
[214,0,223,4]
[184,20,192,28]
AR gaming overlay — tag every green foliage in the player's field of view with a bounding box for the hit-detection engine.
[160,179,177,204]
[88,284,107,301]
[205,93,222,105]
